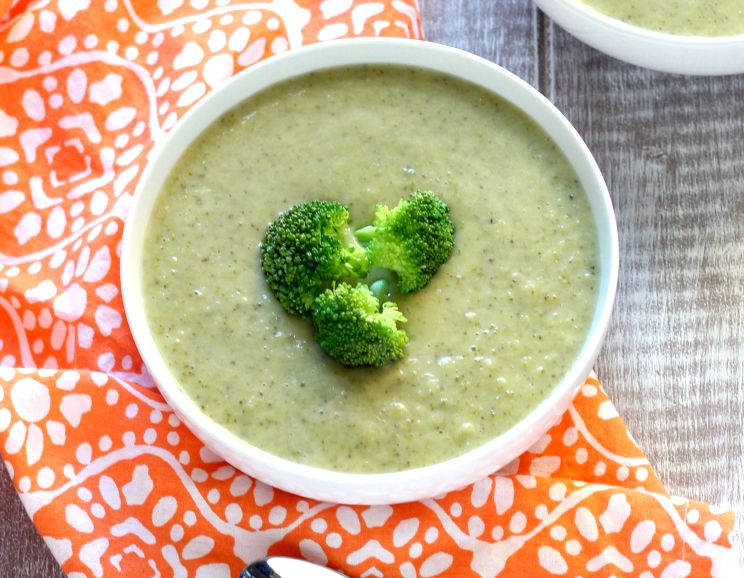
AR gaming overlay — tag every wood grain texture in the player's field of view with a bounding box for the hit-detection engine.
[419,0,539,86]
[0,461,65,577]
[0,0,741,574]
[542,20,744,565]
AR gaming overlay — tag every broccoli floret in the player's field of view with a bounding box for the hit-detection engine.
[355,190,455,293]
[311,282,408,367]
[260,201,369,316]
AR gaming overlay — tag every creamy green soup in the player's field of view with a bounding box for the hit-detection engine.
[580,0,744,36]
[143,66,598,473]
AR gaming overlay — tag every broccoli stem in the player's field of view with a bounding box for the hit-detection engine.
[354,225,377,243]
[369,279,390,302]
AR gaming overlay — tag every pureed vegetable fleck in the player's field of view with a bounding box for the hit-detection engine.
[142,65,599,472]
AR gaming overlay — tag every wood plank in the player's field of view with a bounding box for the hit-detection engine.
[418,0,539,86]
[0,462,64,577]
[542,16,744,563]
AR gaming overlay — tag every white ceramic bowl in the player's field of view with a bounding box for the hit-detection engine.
[535,0,744,75]
[121,38,618,505]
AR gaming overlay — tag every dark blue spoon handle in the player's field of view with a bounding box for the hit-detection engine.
[240,558,345,578]
[240,560,279,578]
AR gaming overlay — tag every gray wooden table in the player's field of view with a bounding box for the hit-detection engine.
[1,1,742,575]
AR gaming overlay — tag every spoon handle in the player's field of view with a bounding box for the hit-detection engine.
[241,557,345,578]
[240,559,277,578]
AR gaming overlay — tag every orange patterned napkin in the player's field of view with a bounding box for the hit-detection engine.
[0,1,738,577]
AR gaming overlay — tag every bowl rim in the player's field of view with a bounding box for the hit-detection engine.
[546,0,744,43]
[121,37,619,503]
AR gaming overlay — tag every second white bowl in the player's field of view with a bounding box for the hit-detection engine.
[535,0,744,75]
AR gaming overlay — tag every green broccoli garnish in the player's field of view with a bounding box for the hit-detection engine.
[311,282,408,367]
[260,201,369,315]
[260,192,455,367]
[355,190,455,293]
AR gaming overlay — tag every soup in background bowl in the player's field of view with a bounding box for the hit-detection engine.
[121,38,618,504]
[579,0,744,37]
[535,0,744,75]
